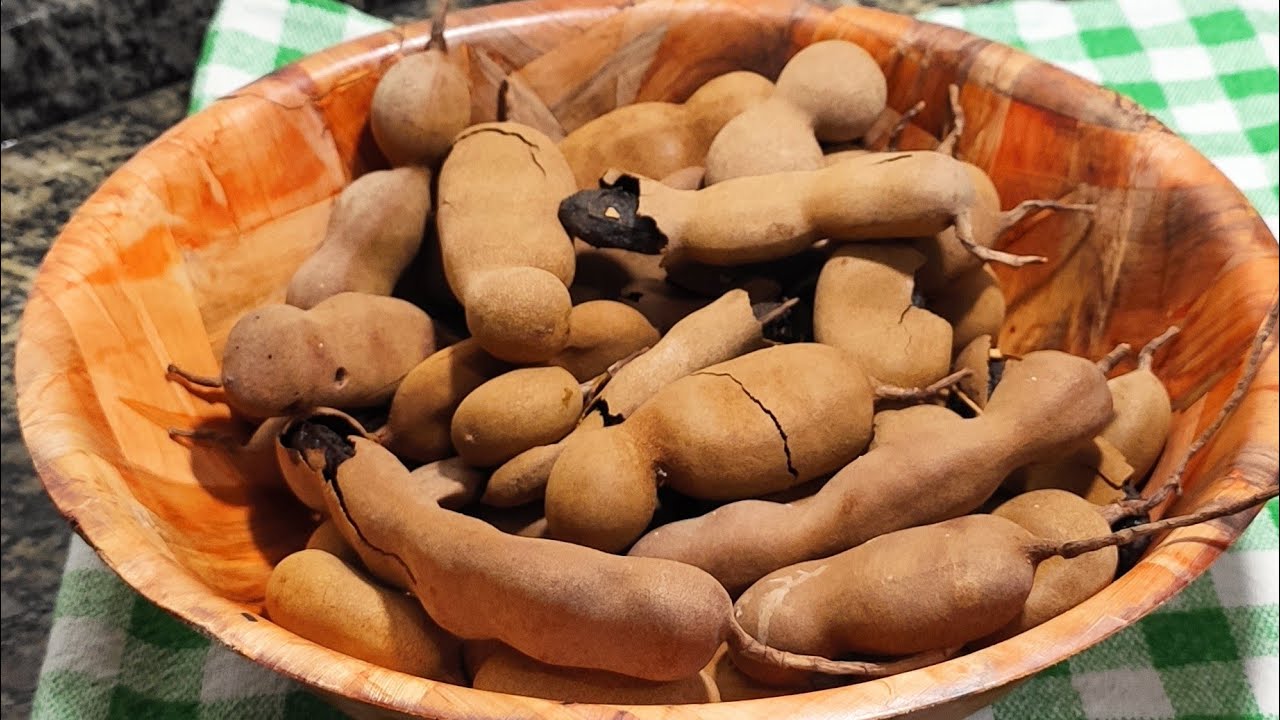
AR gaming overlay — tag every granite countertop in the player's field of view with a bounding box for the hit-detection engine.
[0,1,974,717]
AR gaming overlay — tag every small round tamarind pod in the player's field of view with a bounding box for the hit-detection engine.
[928,263,1007,352]
[472,502,550,538]
[981,489,1117,643]
[368,1,470,167]
[867,404,960,452]
[374,338,512,464]
[174,293,436,419]
[305,519,362,567]
[412,456,486,511]
[375,303,656,464]
[559,152,1045,270]
[286,166,432,310]
[320,437,733,681]
[628,349,1116,594]
[471,644,719,704]
[813,243,954,388]
[704,41,887,184]
[265,550,465,682]
[437,122,578,363]
[615,278,715,333]
[546,343,875,552]
[451,366,583,468]
[660,165,706,191]
[482,440,572,509]
[275,408,370,512]
[546,300,659,382]
[1101,326,1178,479]
[560,71,774,190]
[727,485,1279,685]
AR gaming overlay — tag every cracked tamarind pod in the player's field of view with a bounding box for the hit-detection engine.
[368,0,470,168]
[437,122,578,363]
[317,436,732,681]
[813,243,953,388]
[629,350,1116,594]
[545,343,875,553]
[373,301,656,463]
[167,293,436,420]
[928,263,1007,352]
[482,291,786,510]
[558,152,1046,271]
[471,644,719,704]
[1008,327,1180,505]
[265,549,466,682]
[725,487,1277,687]
[286,166,433,310]
[703,40,887,185]
[560,71,774,190]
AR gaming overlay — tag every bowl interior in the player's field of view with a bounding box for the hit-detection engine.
[15,0,1279,718]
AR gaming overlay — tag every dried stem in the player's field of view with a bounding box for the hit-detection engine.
[1141,297,1278,511]
[166,363,222,389]
[168,427,239,448]
[427,0,449,52]
[579,345,651,419]
[876,368,972,402]
[995,200,1095,237]
[727,614,959,678]
[886,100,927,151]
[936,85,964,158]
[952,387,984,416]
[1095,343,1132,374]
[1138,325,1181,370]
[954,211,1048,267]
[755,296,801,327]
[1033,484,1279,562]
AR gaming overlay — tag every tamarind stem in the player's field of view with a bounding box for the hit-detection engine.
[1138,325,1181,371]
[885,100,926,152]
[954,211,1048,267]
[1095,343,1132,374]
[951,387,984,416]
[427,0,449,52]
[1141,297,1278,511]
[995,200,1096,238]
[168,427,238,448]
[754,296,801,326]
[1034,484,1279,562]
[579,345,652,413]
[166,364,222,389]
[936,85,964,158]
[875,368,972,402]
[726,613,960,678]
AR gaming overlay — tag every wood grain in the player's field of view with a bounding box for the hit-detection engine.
[14,1,1278,718]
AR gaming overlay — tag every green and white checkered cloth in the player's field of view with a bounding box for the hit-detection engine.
[30,0,1279,718]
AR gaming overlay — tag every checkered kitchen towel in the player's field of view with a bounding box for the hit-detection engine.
[31,0,1279,718]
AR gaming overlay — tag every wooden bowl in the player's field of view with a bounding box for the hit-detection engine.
[16,0,1279,718]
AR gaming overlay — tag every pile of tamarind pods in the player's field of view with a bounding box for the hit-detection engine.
[167,10,1280,705]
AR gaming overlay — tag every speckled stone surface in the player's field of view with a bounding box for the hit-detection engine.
[0,1,986,717]
[0,0,422,141]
